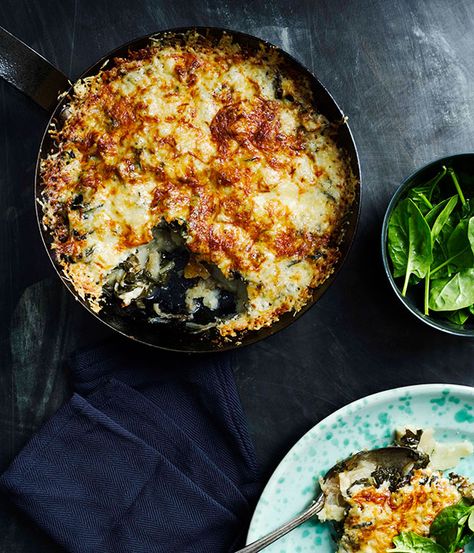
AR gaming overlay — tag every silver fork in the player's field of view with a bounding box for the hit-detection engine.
[236,495,325,553]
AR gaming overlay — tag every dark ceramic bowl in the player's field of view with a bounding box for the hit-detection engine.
[381,153,474,337]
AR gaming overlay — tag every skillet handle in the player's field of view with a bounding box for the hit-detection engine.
[0,26,70,111]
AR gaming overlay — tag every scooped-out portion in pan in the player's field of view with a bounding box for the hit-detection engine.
[39,30,356,338]
[101,220,248,330]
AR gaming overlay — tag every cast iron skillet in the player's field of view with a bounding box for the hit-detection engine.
[0,25,361,352]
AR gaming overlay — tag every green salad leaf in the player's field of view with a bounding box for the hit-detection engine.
[426,198,455,228]
[446,309,470,325]
[430,196,458,241]
[387,198,433,295]
[389,532,445,553]
[431,220,456,279]
[387,165,474,325]
[407,166,447,214]
[468,509,474,532]
[430,499,474,553]
[429,269,474,311]
[444,218,474,271]
[470,217,474,253]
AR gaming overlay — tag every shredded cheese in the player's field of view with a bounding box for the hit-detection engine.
[40,32,356,336]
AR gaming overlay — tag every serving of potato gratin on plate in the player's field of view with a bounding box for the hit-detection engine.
[247,384,474,553]
[319,428,474,553]
[40,31,356,338]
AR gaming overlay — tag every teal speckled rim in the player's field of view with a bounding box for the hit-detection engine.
[247,383,474,552]
[381,153,474,337]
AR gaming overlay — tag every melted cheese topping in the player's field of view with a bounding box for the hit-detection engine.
[40,32,356,336]
[338,469,461,553]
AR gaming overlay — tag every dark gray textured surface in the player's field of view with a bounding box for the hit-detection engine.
[1,1,474,551]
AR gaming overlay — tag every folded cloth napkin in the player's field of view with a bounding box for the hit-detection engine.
[0,340,261,553]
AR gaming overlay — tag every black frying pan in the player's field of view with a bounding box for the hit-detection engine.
[0,25,361,352]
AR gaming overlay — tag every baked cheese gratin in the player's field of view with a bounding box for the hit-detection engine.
[40,32,356,337]
[318,429,474,553]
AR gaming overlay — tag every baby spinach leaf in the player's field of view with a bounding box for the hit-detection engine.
[431,196,458,241]
[430,500,473,552]
[407,190,433,214]
[428,212,461,278]
[446,218,474,270]
[468,509,474,532]
[387,165,474,326]
[407,167,447,214]
[431,213,456,274]
[431,242,451,278]
[387,198,433,295]
[425,198,452,228]
[469,217,474,254]
[438,214,458,244]
[390,532,446,553]
[446,309,470,325]
[429,269,474,311]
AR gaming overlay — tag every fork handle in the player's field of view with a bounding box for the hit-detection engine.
[236,494,325,553]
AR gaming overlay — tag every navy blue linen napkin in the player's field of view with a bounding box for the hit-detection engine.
[0,340,261,553]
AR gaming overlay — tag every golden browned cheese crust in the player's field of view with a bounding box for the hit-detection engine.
[40,32,356,336]
[339,469,462,553]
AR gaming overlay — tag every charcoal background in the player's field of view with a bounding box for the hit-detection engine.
[1,1,474,551]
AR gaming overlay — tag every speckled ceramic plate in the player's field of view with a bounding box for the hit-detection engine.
[247,384,474,552]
